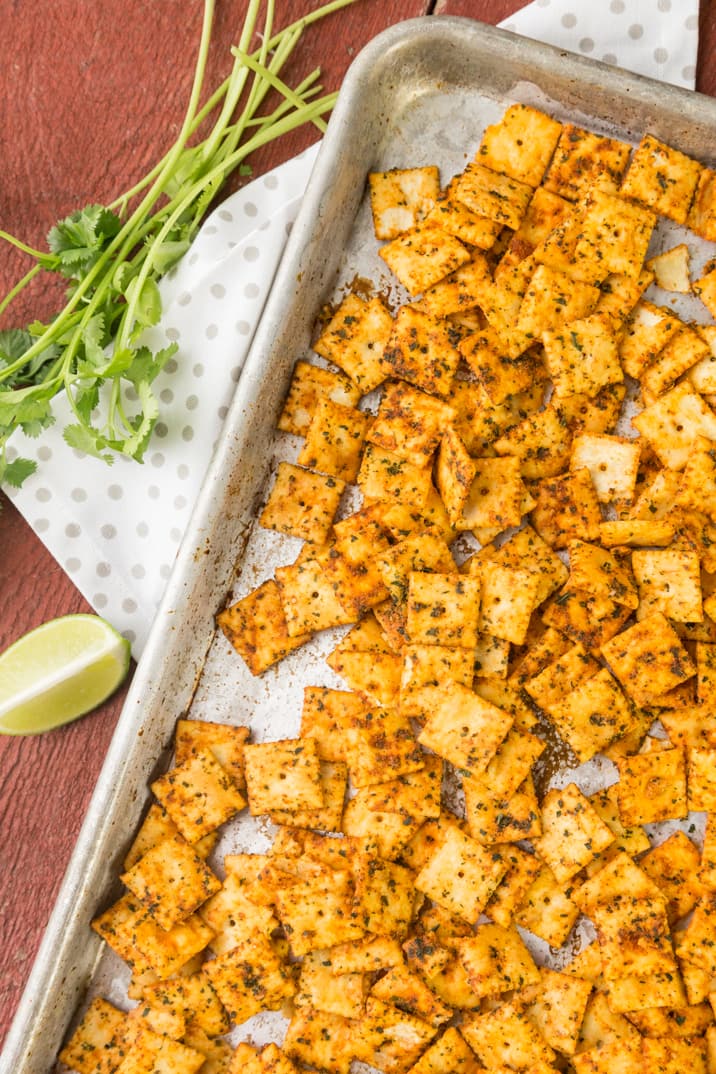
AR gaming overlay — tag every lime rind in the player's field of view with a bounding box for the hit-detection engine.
[0,615,131,736]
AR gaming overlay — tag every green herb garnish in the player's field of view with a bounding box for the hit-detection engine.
[0,0,354,489]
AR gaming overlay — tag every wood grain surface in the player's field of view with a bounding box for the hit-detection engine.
[0,0,714,1053]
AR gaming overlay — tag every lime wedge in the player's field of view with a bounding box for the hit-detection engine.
[0,614,131,735]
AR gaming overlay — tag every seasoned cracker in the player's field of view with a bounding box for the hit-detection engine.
[217,579,311,675]
[278,360,361,437]
[369,166,440,240]
[620,133,702,224]
[477,103,562,187]
[313,292,393,392]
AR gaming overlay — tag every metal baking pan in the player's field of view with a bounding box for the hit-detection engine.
[5,14,716,1073]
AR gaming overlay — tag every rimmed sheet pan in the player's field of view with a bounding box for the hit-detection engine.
[4,15,716,1074]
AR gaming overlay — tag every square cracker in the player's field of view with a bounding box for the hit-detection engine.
[464,769,542,846]
[112,1029,205,1074]
[375,532,455,607]
[175,719,249,792]
[603,613,697,706]
[319,545,389,620]
[416,681,513,776]
[541,585,632,653]
[460,456,533,534]
[357,443,433,508]
[368,381,456,466]
[567,540,638,609]
[204,933,295,1025]
[517,264,600,335]
[379,305,461,398]
[151,749,246,843]
[615,747,687,826]
[543,123,631,201]
[275,554,356,637]
[514,865,581,948]
[344,706,425,788]
[278,359,361,437]
[570,434,641,505]
[525,967,593,1057]
[379,220,471,297]
[414,822,507,924]
[641,830,703,925]
[217,579,311,676]
[121,836,221,930]
[260,462,345,544]
[273,866,367,958]
[618,299,682,380]
[327,647,403,711]
[477,103,562,187]
[573,190,656,279]
[434,427,478,526]
[369,166,440,240]
[407,1026,482,1074]
[92,894,214,978]
[406,571,481,649]
[300,687,367,763]
[401,644,474,713]
[620,133,702,224]
[460,1002,556,1071]
[547,668,637,763]
[492,403,573,480]
[632,546,703,622]
[361,753,443,820]
[524,643,600,716]
[458,326,540,406]
[297,397,370,483]
[355,856,417,942]
[593,895,676,981]
[542,313,623,399]
[532,782,614,884]
[632,378,716,471]
[59,997,128,1074]
[453,161,534,230]
[457,922,540,998]
[481,524,568,606]
[243,738,324,815]
[530,468,603,549]
[342,793,421,862]
[477,563,541,646]
[484,845,542,927]
[424,197,502,251]
[313,292,393,393]
[641,324,711,400]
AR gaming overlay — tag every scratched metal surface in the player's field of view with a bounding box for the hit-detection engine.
[4,16,716,1074]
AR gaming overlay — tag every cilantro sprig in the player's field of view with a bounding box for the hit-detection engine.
[0,0,355,490]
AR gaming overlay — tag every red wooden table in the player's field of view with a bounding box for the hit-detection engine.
[0,0,714,1051]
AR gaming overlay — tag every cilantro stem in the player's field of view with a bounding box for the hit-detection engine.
[0,265,41,322]
[0,232,48,260]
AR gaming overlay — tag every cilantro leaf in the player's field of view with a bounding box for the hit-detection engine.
[1,456,37,487]
[123,344,178,386]
[63,423,114,463]
[44,205,121,281]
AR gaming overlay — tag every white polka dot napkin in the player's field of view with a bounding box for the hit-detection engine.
[5,0,699,657]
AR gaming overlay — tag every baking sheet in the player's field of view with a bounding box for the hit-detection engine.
[5,15,716,1074]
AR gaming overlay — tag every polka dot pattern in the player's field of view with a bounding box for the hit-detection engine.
[5,7,699,658]
[503,0,697,89]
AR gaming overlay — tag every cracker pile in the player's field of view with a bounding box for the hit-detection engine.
[61,105,716,1074]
